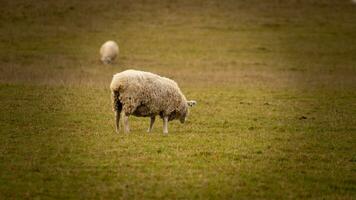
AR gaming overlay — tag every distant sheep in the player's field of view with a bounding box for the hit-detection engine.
[110,69,197,134]
[100,40,119,64]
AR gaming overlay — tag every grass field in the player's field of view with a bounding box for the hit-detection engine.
[0,0,355,199]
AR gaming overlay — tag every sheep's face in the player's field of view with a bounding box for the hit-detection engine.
[187,100,197,107]
[179,100,197,124]
[101,57,112,64]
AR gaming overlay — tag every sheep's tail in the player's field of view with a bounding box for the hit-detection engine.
[110,76,123,112]
[111,90,122,111]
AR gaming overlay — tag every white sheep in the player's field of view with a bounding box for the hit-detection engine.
[100,40,119,64]
[110,69,197,134]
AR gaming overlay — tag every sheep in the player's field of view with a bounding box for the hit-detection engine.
[100,40,119,64]
[110,69,197,134]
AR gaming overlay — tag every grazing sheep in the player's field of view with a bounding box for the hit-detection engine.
[100,40,119,64]
[110,69,197,134]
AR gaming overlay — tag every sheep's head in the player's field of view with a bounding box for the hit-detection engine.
[101,57,112,64]
[187,100,197,107]
[179,100,197,123]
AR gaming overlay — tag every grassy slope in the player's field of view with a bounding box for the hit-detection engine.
[0,0,355,199]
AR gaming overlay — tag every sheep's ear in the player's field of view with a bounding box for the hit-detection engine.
[187,100,197,107]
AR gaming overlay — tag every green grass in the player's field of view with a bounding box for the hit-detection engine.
[0,0,355,199]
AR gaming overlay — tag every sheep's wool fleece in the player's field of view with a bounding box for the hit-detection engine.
[110,70,188,118]
[100,41,119,61]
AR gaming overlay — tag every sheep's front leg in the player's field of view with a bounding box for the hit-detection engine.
[123,113,130,133]
[163,116,168,134]
[147,116,156,133]
[115,110,120,133]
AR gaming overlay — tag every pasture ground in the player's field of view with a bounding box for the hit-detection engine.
[0,0,355,199]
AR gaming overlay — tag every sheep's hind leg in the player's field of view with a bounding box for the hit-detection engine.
[123,113,130,133]
[147,116,156,133]
[163,116,168,134]
[115,111,121,133]
[112,91,122,133]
